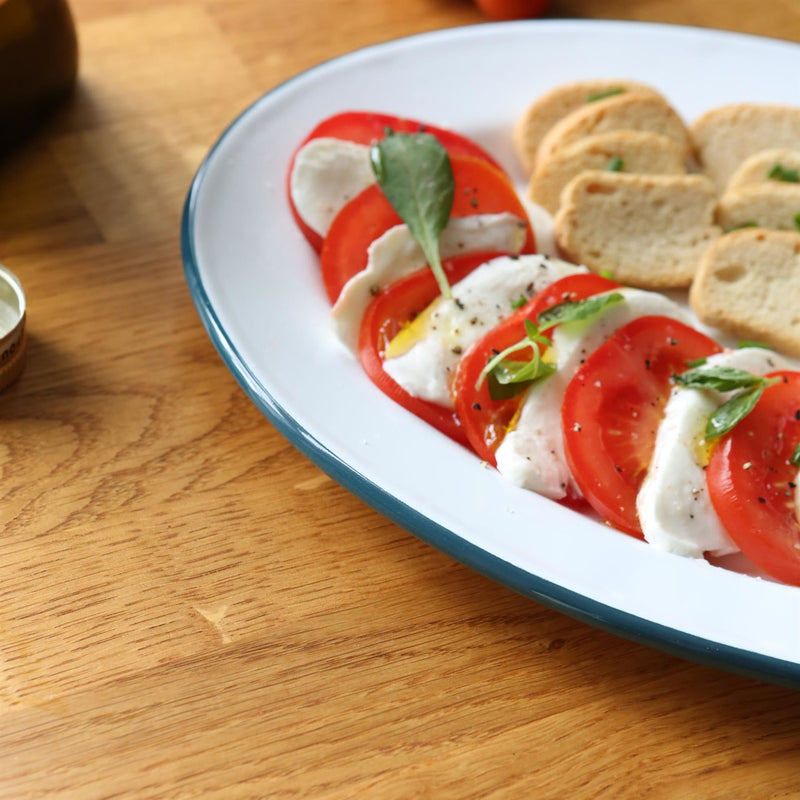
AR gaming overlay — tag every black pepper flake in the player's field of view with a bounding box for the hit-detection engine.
[509,254,520,261]
[451,345,463,355]
[645,359,651,370]
[369,284,381,297]
[470,197,479,208]
[472,402,482,411]
[470,316,479,325]
[614,464,622,472]
[455,298,465,310]
[669,338,678,346]
[790,482,797,489]
[795,410,800,420]
[758,496,767,504]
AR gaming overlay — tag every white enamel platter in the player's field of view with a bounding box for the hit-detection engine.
[182,20,800,688]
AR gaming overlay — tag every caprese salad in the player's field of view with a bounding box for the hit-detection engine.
[286,110,800,587]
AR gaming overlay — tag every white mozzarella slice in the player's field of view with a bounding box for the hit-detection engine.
[495,288,690,500]
[637,347,792,558]
[331,213,529,352]
[382,254,585,407]
[289,138,374,237]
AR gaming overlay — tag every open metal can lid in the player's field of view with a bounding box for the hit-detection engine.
[0,265,27,391]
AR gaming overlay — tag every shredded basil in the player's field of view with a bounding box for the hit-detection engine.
[536,292,624,331]
[586,88,624,103]
[767,163,800,183]
[606,156,624,172]
[371,131,454,298]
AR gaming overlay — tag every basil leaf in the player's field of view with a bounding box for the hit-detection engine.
[706,384,765,438]
[606,156,624,172]
[790,443,800,467]
[537,292,624,330]
[675,366,766,393]
[768,163,800,183]
[587,88,624,103]
[487,359,556,401]
[371,132,455,298]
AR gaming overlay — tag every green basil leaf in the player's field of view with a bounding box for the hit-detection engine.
[536,291,624,330]
[790,442,800,467]
[706,384,765,438]
[586,88,624,103]
[487,359,556,401]
[767,163,800,183]
[371,132,454,298]
[606,156,624,172]
[676,366,766,393]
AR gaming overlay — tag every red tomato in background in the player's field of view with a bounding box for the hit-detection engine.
[707,371,800,586]
[287,111,505,251]
[561,316,722,537]
[474,0,551,21]
[358,252,507,446]
[453,273,621,465]
[320,154,535,304]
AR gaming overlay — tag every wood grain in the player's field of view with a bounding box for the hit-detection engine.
[2,0,800,797]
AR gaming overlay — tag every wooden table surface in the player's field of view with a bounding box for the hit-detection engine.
[3,0,800,797]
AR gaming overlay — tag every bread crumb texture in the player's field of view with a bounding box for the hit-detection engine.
[689,229,800,357]
[553,172,720,288]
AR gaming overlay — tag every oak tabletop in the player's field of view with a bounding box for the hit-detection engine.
[3,0,800,797]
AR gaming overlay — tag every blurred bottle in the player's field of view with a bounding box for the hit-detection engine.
[0,0,78,153]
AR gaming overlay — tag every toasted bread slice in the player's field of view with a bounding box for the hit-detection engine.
[512,79,662,176]
[536,91,692,168]
[716,183,800,232]
[726,148,800,190]
[689,228,800,357]
[690,104,800,190]
[553,171,720,289]
[527,130,686,215]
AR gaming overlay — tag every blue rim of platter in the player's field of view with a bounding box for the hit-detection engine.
[180,19,800,690]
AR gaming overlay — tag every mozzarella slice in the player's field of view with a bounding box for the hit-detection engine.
[331,213,529,352]
[381,254,585,407]
[289,138,374,238]
[495,288,690,500]
[637,347,792,558]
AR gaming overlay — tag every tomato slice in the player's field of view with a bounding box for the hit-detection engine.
[358,252,504,445]
[453,273,621,465]
[321,154,535,304]
[287,111,505,251]
[561,316,722,537]
[706,371,800,585]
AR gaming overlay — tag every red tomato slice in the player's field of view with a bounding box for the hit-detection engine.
[707,371,800,586]
[321,154,535,304]
[561,315,722,537]
[358,252,505,446]
[453,273,621,466]
[287,111,505,251]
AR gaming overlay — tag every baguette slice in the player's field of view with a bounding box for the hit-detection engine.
[512,79,661,176]
[690,104,800,190]
[689,229,800,357]
[716,183,800,232]
[554,171,720,289]
[527,130,686,215]
[537,91,692,168]
[726,148,800,190]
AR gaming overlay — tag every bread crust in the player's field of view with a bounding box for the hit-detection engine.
[537,92,692,168]
[512,79,661,176]
[527,130,686,215]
